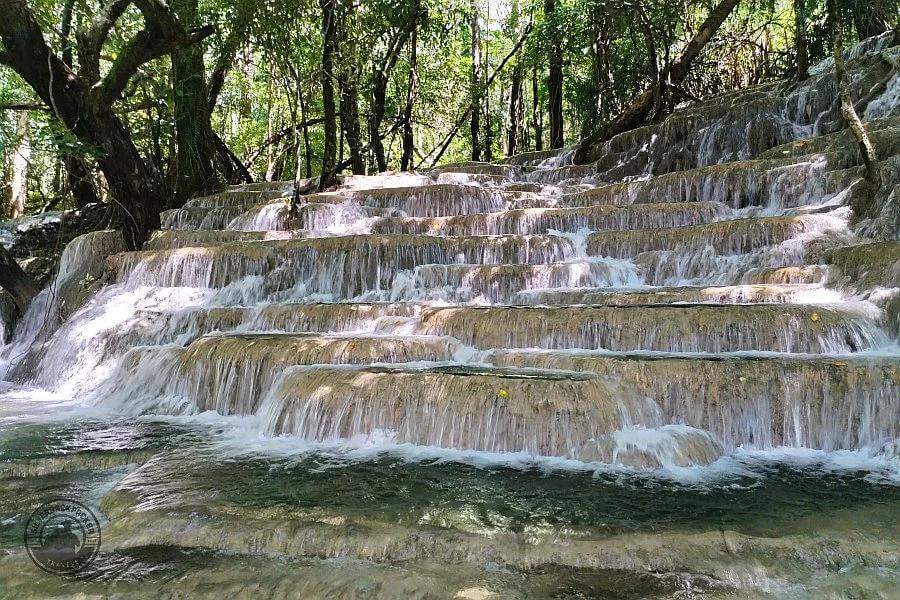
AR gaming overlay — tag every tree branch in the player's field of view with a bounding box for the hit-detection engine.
[207,1,259,110]
[0,0,83,124]
[78,0,132,85]
[94,0,214,109]
[207,29,242,109]
[245,119,326,166]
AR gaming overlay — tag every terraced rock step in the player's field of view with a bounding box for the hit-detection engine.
[105,333,467,416]
[740,265,833,284]
[410,304,885,353]
[587,213,844,257]
[516,283,842,305]
[183,189,289,209]
[370,201,728,236]
[15,303,432,386]
[488,350,900,450]
[427,162,523,179]
[307,184,524,216]
[390,260,641,303]
[150,303,425,341]
[258,364,648,456]
[161,206,252,230]
[113,234,576,294]
[146,230,306,249]
[552,157,856,209]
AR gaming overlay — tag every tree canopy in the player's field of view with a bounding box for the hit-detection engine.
[1,0,897,227]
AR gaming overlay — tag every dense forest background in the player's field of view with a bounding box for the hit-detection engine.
[0,0,897,227]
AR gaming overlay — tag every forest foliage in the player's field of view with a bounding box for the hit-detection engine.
[0,0,896,220]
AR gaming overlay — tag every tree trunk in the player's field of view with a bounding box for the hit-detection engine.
[532,70,543,151]
[483,70,493,161]
[60,0,75,66]
[0,246,37,313]
[64,155,99,208]
[369,22,414,173]
[7,111,30,219]
[574,0,741,164]
[339,72,365,174]
[265,69,276,181]
[318,0,339,189]
[299,83,313,179]
[0,0,210,249]
[828,0,880,211]
[470,0,482,161]
[59,0,100,208]
[369,74,389,172]
[637,5,663,119]
[400,0,420,172]
[93,114,164,249]
[336,4,364,175]
[585,11,603,137]
[507,64,523,157]
[794,0,809,80]
[545,0,564,149]
[171,0,218,203]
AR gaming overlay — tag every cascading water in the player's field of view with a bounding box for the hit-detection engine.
[0,37,898,599]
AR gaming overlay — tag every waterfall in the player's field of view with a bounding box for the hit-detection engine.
[2,38,898,470]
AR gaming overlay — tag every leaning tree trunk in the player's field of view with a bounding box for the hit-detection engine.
[0,29,159,249]
[828,0,881,217]
[545,0,564,149]
[574,0,741,164]
[318,0,339,190]
[171,0,218,204]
